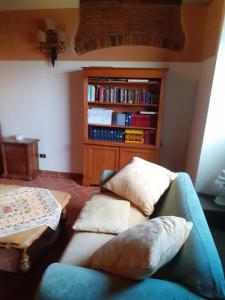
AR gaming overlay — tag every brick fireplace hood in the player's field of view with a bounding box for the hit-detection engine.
[75,0,185,55]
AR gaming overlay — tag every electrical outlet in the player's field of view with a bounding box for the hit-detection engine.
[39,154,46,158]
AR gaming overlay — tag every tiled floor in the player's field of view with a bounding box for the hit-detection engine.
[0,175,99,300]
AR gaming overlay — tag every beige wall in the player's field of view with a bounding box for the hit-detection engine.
[185,0,224,183]
[185,57,216,181]
[0,4,221,62]
[0,1,224,175]
[0,60,199,173]
[195,4,225,194]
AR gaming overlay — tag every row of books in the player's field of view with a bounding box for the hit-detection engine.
[89,127,124,142]
[89,77,161,84]
[88,85,159,104]
[125,129,155,145]
[88,127,156,145]
[88,109,157,128]
[112,112,157,127]
[88,108,113,125]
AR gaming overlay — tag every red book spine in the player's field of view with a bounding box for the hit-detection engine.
[131,114,134,126]
[141,115,144,127]
[98,86,103,102]
[147,115,151,127]
[144,131,150,144]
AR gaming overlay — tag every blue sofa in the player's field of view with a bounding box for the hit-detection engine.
[36,172,225,300]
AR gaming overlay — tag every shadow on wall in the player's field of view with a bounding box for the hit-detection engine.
[69,70,84,174]
[160,70,198,172]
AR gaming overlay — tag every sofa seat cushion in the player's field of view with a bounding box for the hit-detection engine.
[73,193,130,234]
[60,232,115,266]
[103,157,177,215]
[61,198,148,267]
[89,216,192,280]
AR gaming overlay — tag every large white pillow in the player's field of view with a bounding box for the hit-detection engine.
[103,157,177,215]
[73,193,130,234]
[89,216,193,280]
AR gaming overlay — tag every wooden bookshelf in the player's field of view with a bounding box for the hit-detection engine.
[83,67,168,185]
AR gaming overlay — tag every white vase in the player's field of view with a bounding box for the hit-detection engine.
[214,170,225,206]
[214,195,225,206]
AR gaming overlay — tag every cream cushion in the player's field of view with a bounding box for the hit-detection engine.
[101,191,148,228]
[73,193,130,234]
[60,232,115,266]
[128,204,148,227]
[60,201,147,267]
[89,216,193,280]
[103,157,177,215]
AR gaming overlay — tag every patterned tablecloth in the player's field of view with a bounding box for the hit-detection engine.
[0,187,61,238]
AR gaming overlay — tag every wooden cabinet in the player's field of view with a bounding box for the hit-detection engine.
[83,144,119,186]
[83,67,168,185]
[119,147,159,169]
[0,137,39,180]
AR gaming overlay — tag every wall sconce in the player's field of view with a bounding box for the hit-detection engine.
[37,19,66,67]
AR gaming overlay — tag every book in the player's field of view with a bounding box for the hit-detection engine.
[88,85,95,102]
[88,108,113,125]
[127,79,149,83]
[116,113,126,126]
[125,129,144,144]
[139,111,157,115]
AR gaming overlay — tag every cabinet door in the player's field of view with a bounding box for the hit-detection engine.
[119,147,159,169]
[83,145,119,185]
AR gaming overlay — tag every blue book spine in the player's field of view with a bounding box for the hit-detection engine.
[96,128,100,140]
[120,129,124,142]
[110,130,114,141]
[107,128,111,141]
[104,129,108,141]
[99,128,104,140]
[128,112,132,126]
[116,113,126,126]
[113,129,117,141]
[125,113,129,126]
[93,128,97,140]
[89,127,94,139]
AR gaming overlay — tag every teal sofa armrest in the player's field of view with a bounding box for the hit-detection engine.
[99,170,116,193]
[153,172,225,299]
[36,263,203,300]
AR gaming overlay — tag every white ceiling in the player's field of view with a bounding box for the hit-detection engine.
[0,0,212,11]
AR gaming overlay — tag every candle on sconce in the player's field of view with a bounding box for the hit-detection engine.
[46,19,56,31]
[37,30,47,43]
[37,19,66,67]
[57,30,67,43]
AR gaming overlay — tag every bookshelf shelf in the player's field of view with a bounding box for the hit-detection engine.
[88,124,157,130]
[84,139,160,149]
[83,67,168,185]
